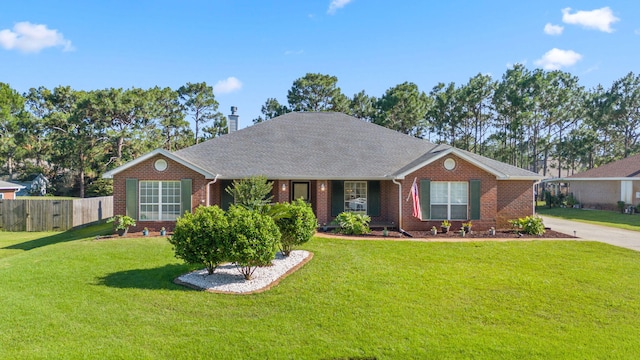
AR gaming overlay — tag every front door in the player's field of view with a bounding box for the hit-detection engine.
[292,182,310,202]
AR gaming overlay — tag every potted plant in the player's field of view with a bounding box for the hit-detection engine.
[430,226,438,236]
[462,221,472,233]
[441,220,451,234]
[488,227,496,236]
[160,227,166,236]
[383,226,388,237]
[460,228,466,237]
[107,215,136,236]
[142,227,149,236]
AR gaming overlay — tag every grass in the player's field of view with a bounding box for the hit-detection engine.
[1,226,640,358]
[537,206,640,232]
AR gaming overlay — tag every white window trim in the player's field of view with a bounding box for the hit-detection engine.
[139,181,181,221]
[344,181,367,214]
[430,181,468,220]
[0,193,4,199]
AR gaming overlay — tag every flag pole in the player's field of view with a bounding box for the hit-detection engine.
[406,177,417,201]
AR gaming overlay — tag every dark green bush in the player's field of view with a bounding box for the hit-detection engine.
[617,201,626,213]
[509,216,545,236]
[226,205,281,280]
[169,206,229,274]
[274,199,317,256]
[332,212,371,235]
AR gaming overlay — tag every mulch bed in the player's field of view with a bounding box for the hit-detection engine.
[331,228,576,240]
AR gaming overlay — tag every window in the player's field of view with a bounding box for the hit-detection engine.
[344,181,367,214]
[430,181,468,220]
[292,182,310,202]
[0,193,3,199]
[139,181,181,220]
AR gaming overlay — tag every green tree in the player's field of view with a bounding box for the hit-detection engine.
[252,98,289,124]
[178,82,223,144]
[0,83,25,178]
[226,205,281,280]
[225,176,274,211]
[148,86,194,151]
[349,90,376,122]
[373,82,431,137]
[169,206,229,275]
[287,73,349,112]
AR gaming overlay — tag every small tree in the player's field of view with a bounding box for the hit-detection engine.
[169,206,229,274]
[225,175,273,212]
[226,205,281,280]
[274,199,317,256]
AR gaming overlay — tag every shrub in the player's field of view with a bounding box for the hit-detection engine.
[617,201,626,213]
[226,205,281,280]
[168,206,229,274]
[225,176,274,212]
[107,215,136,231]
[332,212,371,235]
[509,216,545,236]
[565,193,578,207]
[274,199,317,256]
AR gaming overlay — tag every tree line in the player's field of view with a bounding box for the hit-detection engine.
[0,82,226,197]
[1,65,639,197]
[255,67,640,178]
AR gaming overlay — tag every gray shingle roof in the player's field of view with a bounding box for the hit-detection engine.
[0,180,25,190]
[173,112,542,180]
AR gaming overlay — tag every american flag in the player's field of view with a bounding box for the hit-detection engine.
[410,178,422,219]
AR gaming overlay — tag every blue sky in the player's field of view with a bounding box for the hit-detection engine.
[1,1,639,130]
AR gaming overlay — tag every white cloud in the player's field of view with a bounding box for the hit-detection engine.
[534,48,582,70]
[561,7,619,33]
[544,23,564,35]
[327,0,352,14]
[0,21,73,53]
[213,77,242,94]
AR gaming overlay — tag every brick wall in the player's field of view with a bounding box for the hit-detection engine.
[0,189,17,200]
[496,180,535,227]
[113,155,208,232]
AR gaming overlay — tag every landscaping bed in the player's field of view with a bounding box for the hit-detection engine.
[328,228,576,239]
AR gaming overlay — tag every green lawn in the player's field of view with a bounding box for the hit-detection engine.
[1,226,640,359]
[537,206,640,232]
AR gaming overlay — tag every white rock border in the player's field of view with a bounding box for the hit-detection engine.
[174,250,313,294]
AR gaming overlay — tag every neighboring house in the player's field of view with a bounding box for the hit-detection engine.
[0,180,25,200]
[550,153,640,211]
[15,173,50,197]
[103,112,543,232]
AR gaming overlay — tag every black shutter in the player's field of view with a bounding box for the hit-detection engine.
[331,180,344,216]
[221,180,234,210]
[419,179,430,220]
[470,180,481,220]
[367,181,380,216]
[125,179,138,219]
[180,179,192,215]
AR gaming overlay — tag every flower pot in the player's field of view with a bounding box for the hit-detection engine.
[441,226,450,234]
[117,228,128,237]
[430,229,438,236]
[488,228,496,236]
[142,230,149,236]
[463,226,471,233]
[160,230,166,236]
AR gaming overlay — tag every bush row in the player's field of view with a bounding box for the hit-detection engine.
[169,199,317,280]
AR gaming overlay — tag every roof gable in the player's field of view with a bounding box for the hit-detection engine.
[102,149,217,179]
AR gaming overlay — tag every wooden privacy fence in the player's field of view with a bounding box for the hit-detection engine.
[0,196,113,232]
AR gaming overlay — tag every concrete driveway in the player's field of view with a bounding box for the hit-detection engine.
[540,215,640,252]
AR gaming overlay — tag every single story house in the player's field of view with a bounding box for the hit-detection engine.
[0,180,25,200]
[103,112,543,233]
[549,153,640,211]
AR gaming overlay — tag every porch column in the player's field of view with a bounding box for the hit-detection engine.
[316,180,329,226]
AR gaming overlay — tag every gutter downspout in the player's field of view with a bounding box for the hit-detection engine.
[205,174,220,206]
[392,178,403,230]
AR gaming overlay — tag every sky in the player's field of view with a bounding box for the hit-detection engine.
[1,1,639,130]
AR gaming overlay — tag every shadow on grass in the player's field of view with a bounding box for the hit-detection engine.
[96,263,195,290]
[1,223,113,251]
